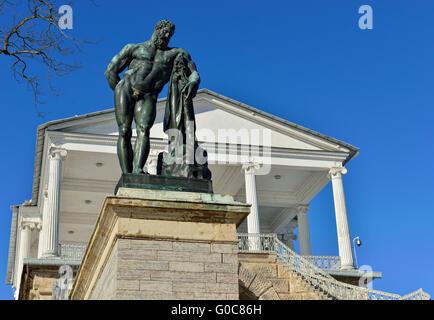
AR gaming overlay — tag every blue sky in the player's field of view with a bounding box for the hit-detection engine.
[0,0,433,299]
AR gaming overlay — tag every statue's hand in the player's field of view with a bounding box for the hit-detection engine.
[132,90,142,101]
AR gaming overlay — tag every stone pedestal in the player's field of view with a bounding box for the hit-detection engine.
[69,188,250,300]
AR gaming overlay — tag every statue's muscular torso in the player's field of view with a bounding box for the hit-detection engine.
[120,42,183,95]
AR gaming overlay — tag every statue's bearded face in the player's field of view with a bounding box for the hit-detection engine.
[154,26,173,49]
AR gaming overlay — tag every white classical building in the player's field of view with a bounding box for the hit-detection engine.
[7,89,388,299]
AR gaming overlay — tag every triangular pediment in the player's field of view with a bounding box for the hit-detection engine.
[44,89,358,154]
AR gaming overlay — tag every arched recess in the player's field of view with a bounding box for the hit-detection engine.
[238,262,280,300]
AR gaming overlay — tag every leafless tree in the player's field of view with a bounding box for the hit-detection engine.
[0,0,95,116]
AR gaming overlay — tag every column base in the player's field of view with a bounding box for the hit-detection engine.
[340,265,355,271]
[39,252,58,259]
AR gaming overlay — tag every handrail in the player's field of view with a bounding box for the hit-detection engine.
[237,233,431,300]
[53,236,430,300]
[303,255,341,270]
[400,288,431,300]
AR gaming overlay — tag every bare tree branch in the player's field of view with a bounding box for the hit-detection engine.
[0,0,97,116]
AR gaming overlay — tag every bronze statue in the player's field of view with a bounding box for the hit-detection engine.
[105,20,200,175]
[159,53,211,180]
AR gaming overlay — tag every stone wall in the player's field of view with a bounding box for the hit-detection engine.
[89,238,240,300]
[238,253,330,300]
[91,244,117,300]
[26,272,56,300]
[19,263,80,300]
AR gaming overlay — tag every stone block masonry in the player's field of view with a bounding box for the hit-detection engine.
[237,253,329,300]
[92,238,240,300]
[69,189,250,300]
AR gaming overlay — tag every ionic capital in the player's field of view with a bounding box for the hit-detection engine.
[296,204,310,215]
[242,162,261,175]
[20,221,36,231]
[20,217,42,231]
[328,167,347,179]
[49,147,67,160]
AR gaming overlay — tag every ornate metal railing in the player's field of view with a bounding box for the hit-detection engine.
[237,233,276,253]
[59,243,87,261]
[304,255,341,270]
[400,288,432,300]
[237,233,431,300]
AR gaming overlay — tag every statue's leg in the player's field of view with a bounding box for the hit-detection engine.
[132,94,157,174]
[114,82,134,174]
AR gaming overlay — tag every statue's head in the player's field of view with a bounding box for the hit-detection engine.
[152,20,175,50]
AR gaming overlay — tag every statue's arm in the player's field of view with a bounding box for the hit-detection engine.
[104,44,135,90]
[185,51,200,85]
[179,49,200,100]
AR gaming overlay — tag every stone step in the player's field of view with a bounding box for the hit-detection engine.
[238,253,277,264]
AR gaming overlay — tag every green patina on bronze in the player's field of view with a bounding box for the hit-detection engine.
[105,20,212,192]
[114,174,212,195]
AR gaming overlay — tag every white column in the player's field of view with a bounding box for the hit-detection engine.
[146,151,159,175]
[40,148,67,258]
[16,221,35,297]
[18,222,34,266]
[243,163,261,251]
[329,167,354,270]
[242,163,260,234]
[35,221,42,258]
[297,205,312,256]
[37,186,48,258]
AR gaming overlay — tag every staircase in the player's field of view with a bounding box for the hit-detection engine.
[237,233,431,300]
[239,253,332,300]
